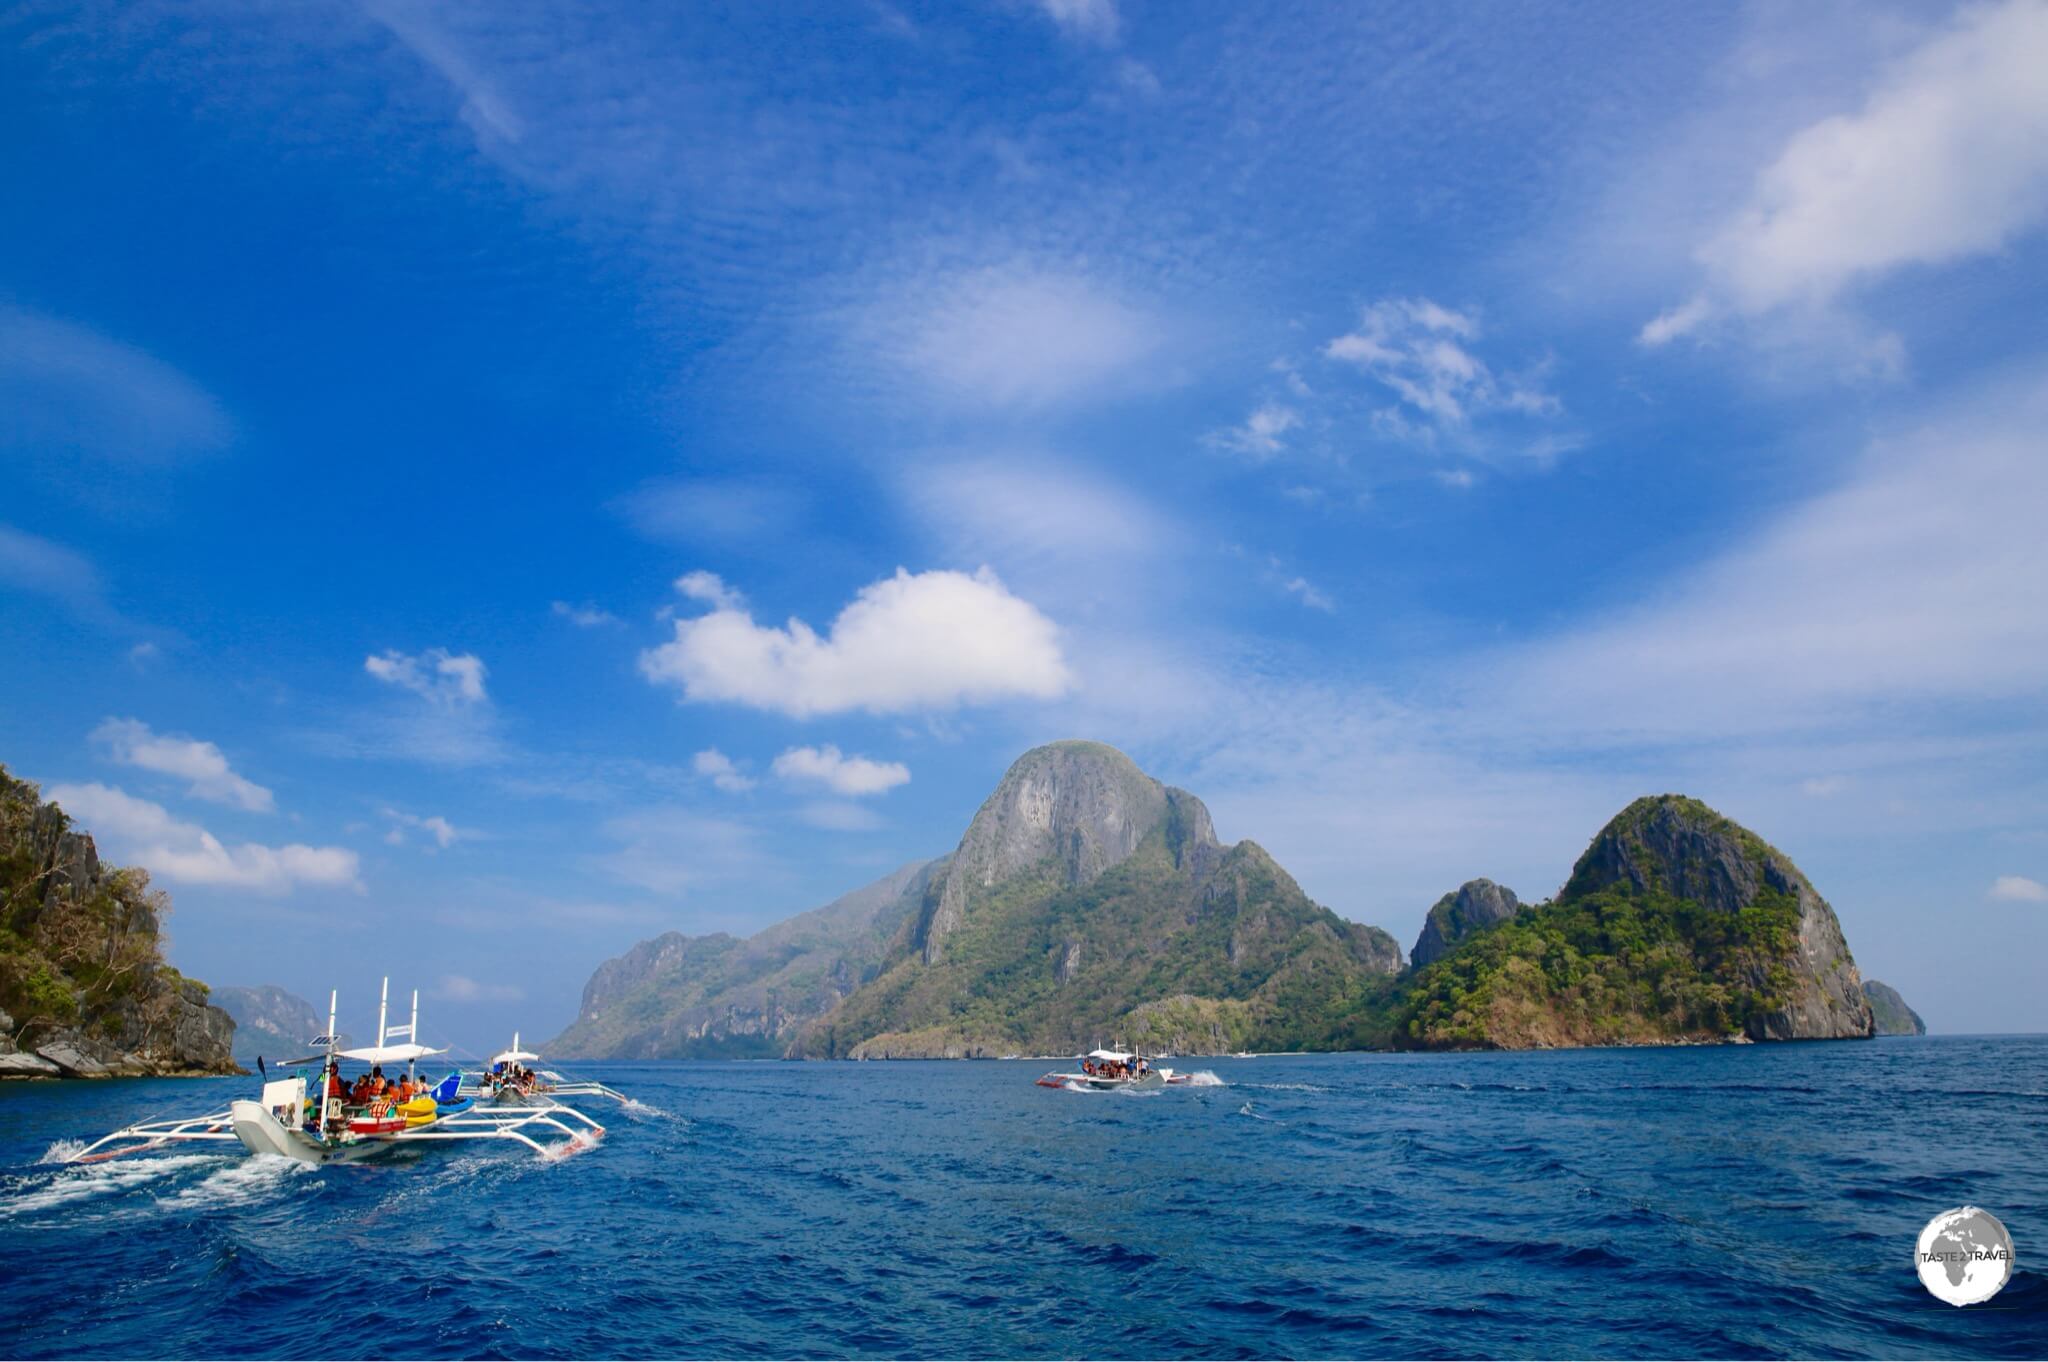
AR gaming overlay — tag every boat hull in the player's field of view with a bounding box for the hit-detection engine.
[229,1100,396,1164]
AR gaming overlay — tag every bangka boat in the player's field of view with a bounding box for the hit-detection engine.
[1035,1048,1187,1091]
[65,979,622,1165]
[469,1032,632,1108]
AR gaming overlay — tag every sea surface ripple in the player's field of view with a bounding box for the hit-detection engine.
[2,1036,2044,1358]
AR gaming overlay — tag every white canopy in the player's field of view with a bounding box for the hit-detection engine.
[493,1048,539,1064]
[1086,1049,1134,1062]
[339,1042,445,1064]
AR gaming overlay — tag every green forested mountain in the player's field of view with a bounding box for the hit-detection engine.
[1862,979,1928,1035]
[1397,795,1876,1049]
[0,766,237,1078]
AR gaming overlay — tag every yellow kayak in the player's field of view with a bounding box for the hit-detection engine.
[398,1095,439,1127]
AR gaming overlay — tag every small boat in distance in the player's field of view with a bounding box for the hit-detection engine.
[1036,1048,1188,1091]
[471,1033,631,1107]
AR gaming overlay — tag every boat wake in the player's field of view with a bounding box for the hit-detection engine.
[2,1152,224,1220]
[37,1139,86,1165]
[1235,1101,1281,1123]
[539,1130,603,1163]
[159,1154,312,1210]
[1183,1071,1226,1087]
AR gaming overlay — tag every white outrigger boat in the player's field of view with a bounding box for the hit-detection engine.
[470,1032,630,1108]
[65,980,627,1166]
[1036,1048,1188,1091]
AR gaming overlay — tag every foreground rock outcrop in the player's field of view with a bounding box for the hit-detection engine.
[1862,979,1927,1035]
[0,766,238,1078]
[1400,795,1876,1049]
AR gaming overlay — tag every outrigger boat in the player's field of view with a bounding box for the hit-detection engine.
[1035,1048,1188,1091]
[470,1032,630,1107]
[65,979,627,1165]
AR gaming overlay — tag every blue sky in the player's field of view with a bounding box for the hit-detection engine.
[4,0,2046,1049]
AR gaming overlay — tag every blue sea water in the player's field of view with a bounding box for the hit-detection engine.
[2,1037,2043,1359]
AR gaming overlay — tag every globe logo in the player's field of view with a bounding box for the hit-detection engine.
[1915,1206,2015,1307]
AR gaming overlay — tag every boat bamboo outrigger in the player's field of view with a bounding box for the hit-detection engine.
[1036,1048,1189,1091]
[65,979,630,1165]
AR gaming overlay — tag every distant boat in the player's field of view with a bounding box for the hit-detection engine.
[1035,1048,1189,1091]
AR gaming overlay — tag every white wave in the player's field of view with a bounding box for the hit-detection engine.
[159,1153,310,1210]
[1244,1081,1329,1093]
[1,1153,223,1219]
[37,1139,86,1165]
[1182,1071,1226,1087]
[1236,1101,1279,1123]
[539,1130,602,1163]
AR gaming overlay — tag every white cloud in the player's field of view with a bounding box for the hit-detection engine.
[640,566,1071,717]
[381,807,468,850]
[1036,0,1120,46]
[772,745,911,796]
[90,717,274,813]
[797,801,888,832]
[551,600,620,627]
[692,748,756,792]
[1209,403,1301,460]
[674,570,743,611]
[1326,298,1559,434]
[0,524,123,625]
[47,782,360,894]
[860,262,1166,410]
[902,459,1169,593]
[364,648,489,706]
[594,807,764,896]
[0,306,231,466]
[1989,875,2048,903]
[436,973,523,1002]
[1645,0,2048,343]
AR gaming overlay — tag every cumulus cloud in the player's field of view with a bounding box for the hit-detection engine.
[674,570,743,611]
[639,566,1071,717]
[692,748,755,792]
[1325,298,1559,434]
[772,745,911,796]
[1989,875,2048,903]
[1208,403,1301,460]
[551,600,620,627]
[1644,0,2048,345]
[47,782,360,894]
[90,717,273,813]
[364,648,489,706]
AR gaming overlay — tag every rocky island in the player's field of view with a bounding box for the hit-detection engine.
[0,766,238,1078]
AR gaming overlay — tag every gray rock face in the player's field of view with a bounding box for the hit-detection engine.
[1862,979,1928,1035]
[1411,879,1521,969]
[1564,795,1875,1041]
[550,857,945,1058]
[213,985,321,1064]
[918,741,1215,963]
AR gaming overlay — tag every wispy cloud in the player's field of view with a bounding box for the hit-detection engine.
[1642,0,2048,354]
[436,973,523,1002]
[613,477,804,549]
[356,648,502,765]
[772,745,910,796]
[551,600,620,628]
[0,525,126,627]
[1208,403,1302,460]
[365,648,489,706]
[1036,0,1122,47]
[381,807,472,850]
[673,570,743,612]
[640,566,1071,717]
[47,782,360,894]
[0,306,231,466]
[91,717,273,813]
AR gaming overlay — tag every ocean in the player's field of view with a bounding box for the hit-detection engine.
[2,1036,2042,1359]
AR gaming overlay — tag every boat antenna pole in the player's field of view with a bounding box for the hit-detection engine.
[376,975,389,1053]
[408,989,419,1084]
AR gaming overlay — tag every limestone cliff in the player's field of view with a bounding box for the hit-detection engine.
[1862,979,1927,1036]
[795,741,1403,1058]
[214,984,324,1065]
[0,766,238,1078]
[1410,879,1521,969]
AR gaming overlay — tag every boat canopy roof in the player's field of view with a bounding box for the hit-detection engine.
[1086,1049,1134,1062]
[339,1042,445,1064]
[493,1048,540,1064]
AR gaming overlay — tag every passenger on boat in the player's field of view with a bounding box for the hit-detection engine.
[1081,1059,1096,1076]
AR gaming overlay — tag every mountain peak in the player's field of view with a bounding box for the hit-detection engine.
[1411,878,1520,969]
[916,740,1218,963]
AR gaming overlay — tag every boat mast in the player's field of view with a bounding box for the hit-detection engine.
[320,988,339,1131]
[407,989,419,1083]
[376,976,389,1053]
